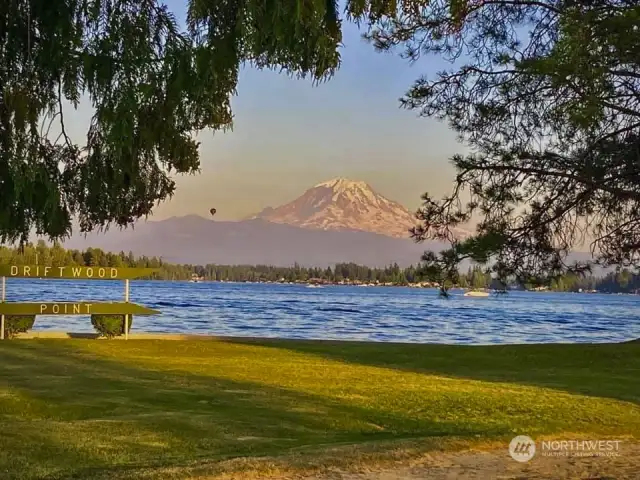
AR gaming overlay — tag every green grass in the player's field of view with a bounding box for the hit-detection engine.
[0,338,638,479]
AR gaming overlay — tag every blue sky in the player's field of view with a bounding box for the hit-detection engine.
[66,2,468,220]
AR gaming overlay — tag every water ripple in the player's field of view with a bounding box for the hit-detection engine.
[3,279,639,344]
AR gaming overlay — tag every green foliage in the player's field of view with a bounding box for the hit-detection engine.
[3,315,36,339]
[0,0,364,243]
[91,314,131,338]
[1,241,431,284]
[370,0,640,293]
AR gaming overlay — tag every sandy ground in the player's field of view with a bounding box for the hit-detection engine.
[304,442,640,480]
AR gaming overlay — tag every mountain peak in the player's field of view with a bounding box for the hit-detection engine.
[249,178,419,238]
[314,177,371,192]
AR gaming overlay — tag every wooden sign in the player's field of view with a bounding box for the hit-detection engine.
[0,302,160,316]
[0,265,158,280]
[0,263,162,340]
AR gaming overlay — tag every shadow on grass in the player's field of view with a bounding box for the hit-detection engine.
[0,341,508,480]
[222,338,640,404]
[66,333,100,339]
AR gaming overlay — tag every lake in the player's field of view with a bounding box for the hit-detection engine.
[4,279,640,344]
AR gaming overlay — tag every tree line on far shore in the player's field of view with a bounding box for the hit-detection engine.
[0,241,638,294]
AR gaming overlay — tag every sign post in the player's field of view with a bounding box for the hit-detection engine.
[1,276,5,340]
[0,265,160,339]
[124,279,130,340]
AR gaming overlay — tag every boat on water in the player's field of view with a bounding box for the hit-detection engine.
[464,290,490,297]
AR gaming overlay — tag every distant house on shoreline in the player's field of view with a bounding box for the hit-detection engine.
[190,273,204,283]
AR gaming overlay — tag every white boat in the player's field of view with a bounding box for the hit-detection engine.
[464,290,490,297]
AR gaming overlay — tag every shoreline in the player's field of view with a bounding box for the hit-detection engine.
[9,331,640,344]
[7,276,640,294]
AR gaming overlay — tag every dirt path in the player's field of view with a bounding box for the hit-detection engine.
[304,442,640,480]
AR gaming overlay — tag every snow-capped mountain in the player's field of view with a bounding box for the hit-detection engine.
[62,178,475,266]
[249,177,465,239]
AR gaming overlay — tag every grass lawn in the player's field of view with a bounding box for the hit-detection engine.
[0,338,639,479]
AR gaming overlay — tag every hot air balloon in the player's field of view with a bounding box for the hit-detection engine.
[209,208,217,217]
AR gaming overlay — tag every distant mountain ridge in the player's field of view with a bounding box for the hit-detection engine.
[61,178,600,269]
[63,215,444,267]
[63,177,468,267]
[62,213,600,271]
[248,177,471,240]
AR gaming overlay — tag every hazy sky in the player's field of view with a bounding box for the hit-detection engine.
[65,2,468,221]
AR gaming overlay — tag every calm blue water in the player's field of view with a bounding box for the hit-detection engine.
[3,279,640,344]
